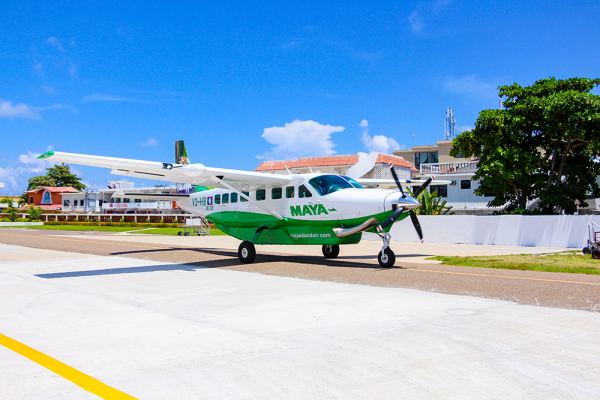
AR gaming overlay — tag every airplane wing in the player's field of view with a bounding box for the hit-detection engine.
[37,151,295,190]
[355,178,452,188]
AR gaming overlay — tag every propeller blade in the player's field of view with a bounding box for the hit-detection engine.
[409,210,423,241]
[388,162,406,198]
[379,206,405,230]
[412,177,433,198]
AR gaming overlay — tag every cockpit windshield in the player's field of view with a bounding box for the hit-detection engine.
[308,175,363,196]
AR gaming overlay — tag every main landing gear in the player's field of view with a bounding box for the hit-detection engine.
[322,244,340,259]
[377,232,395,268]
[238,241,256,263]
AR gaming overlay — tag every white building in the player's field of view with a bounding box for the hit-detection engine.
[60,180,185,214]
[395,141,497,214]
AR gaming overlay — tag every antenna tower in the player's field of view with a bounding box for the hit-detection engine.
[444,107,455,140]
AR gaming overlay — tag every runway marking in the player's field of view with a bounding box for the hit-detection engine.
[411,268,600,286]
[1,233,599,286]
[0,332,136,399]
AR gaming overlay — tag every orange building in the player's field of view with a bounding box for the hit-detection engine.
[21,187,79,212]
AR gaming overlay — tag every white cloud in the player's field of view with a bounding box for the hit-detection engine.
[82,93,132,102]
[359,120,403,154]
[443,75,498,101]
[408,10,425,33]
[41,85,56,94]
[36,104,78,114]
[0,151,59,193]
[141,138,158,147]
[47,36,65,52]
[257,120,344,160]
[0,99,40,119]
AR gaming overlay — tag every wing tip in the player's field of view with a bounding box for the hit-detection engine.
[37,151,54,160]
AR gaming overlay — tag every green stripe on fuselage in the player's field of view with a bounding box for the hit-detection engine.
[206,210,408,245]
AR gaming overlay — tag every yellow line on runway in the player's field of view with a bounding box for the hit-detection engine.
[412,268,600,286]
[0,333,136,399]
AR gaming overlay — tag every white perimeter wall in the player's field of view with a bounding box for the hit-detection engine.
[387,215,600,248]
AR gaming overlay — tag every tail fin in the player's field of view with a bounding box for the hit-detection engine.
[175,139,189,164]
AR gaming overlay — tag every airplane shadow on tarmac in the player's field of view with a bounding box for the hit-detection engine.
[35,247,409,279]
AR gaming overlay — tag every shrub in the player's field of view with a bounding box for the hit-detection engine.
[27,205,44,221]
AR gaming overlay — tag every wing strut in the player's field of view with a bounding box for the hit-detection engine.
[210,177,285,221]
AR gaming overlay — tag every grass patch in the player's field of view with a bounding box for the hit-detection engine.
[430,251,600,275]
[14,225,148,232]
[131,227,226,236]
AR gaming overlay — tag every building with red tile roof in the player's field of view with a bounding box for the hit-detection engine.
[21,186,80,212]
[255,152,417,180]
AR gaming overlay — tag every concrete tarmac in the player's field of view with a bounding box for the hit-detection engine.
[0,235,599,398]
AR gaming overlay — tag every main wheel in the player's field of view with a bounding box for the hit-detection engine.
[177,231,183,236]
[238,241,256,263]
[184,232,189,236]
[583,247,591,255]
[593,250,600,260]
[378,248,396,268]
[322,244,340,259]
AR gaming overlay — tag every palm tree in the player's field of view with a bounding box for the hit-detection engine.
[406,187,453,215]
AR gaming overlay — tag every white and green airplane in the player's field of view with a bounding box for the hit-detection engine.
[37,150,445,268]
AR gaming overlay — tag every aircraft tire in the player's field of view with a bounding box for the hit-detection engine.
[378,248,395,268]
[184,232,190,236]
[322,245,340,259]
[583,247,591,255]
[238,241,256,263]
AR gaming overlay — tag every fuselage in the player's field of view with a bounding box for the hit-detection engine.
[177,173,419,245]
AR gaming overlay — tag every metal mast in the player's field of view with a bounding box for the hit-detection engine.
[444,107,455,140]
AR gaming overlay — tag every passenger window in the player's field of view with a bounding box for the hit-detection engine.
[256,189,266,201]
[299,185,312,198]
[222,193,229,204]
[241,191,249,202]
[215,194,221,204]
[231,193,238,203]
[272,187,282,200]
[286,186,294,198]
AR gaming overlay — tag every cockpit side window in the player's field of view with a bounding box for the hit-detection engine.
[340,176,364,189]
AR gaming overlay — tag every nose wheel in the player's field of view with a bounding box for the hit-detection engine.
[376,232,395,268]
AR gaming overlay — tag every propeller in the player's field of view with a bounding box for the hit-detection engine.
[388,162,406,198]
[409,210,423,241]
[383,163,434,242]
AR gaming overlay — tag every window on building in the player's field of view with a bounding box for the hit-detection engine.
[63,200,70,207]
[256,189,266,201]
[286,186,294,198]
[430,185,448,198]
[461,180,471,190]
[272,187,282,200]
[29,197,34,204]
[134,199,141,203]
[215,194,221,204]
[231,193,238,203]
[241,191,249,202]
[222,193,229,204]
[123,198,131,203]
[414,152,439,169]
[298,185,312,198]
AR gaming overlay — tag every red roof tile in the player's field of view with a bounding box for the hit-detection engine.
[255,153,417,172]
[25,186,80,194]
[18,204,62,211]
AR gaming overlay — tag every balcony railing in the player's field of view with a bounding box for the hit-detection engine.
[420,161,478,175]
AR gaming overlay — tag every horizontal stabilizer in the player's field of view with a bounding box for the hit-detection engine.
[113,192,190,201]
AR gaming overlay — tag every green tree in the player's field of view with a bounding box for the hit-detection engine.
[7,205,19,221]
[407,187,453,215]
[27,205,43,221]
[26,163,85,191]
[0,196,13,205]
[450,77,600,214]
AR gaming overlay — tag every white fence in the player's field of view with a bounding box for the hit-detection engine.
[386,215,600,248]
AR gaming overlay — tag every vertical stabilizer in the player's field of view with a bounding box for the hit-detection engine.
[175,139,189,164]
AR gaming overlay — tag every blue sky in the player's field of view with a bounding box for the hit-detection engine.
[1,0,599,195]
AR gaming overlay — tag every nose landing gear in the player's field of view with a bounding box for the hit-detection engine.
[377,232,395,268]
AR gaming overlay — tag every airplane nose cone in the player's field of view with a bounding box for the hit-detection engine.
[396,194,420,211]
